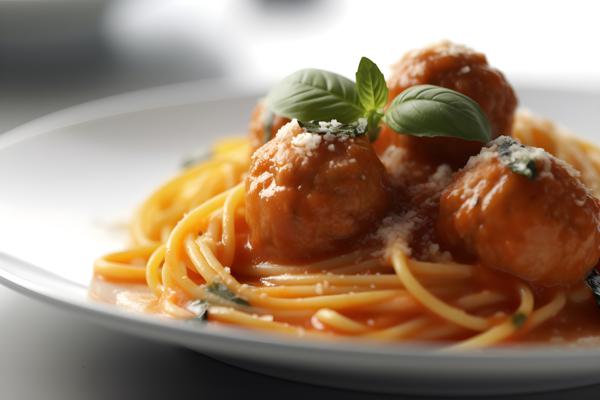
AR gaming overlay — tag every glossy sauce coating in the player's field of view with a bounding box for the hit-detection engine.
[245,120,391,263]
[437,138,600,286]
[377,41,517,169]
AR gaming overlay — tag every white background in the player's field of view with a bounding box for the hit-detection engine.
[106,0,600,86]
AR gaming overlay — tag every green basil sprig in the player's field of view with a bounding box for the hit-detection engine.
[207,282,249,306]
[265,68,362,123]
[265,57,491,143]
[355,57,387,139]
[383,85,491,142]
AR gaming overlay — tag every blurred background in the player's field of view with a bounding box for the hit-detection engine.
[1,0,599,132]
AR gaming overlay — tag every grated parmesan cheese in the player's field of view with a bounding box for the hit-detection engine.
[317,119,343,134]
[328,158,358,169]
[259,179,285,199]
[380,145,408,181]
[249,171,272,193]
[275,119,301,140]
[458,65,471,75]
[374,160,454,262]
[375,211,421,257]
[291,131,322,157]
[425,243,452,262]
[323,132,337,142]
[428,164,453,188]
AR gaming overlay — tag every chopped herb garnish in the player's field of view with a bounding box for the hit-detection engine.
[187,299,209,321]
[496,137,538,180]
[586,269,600,307]
[512,312,528,328]
[181,149,211,169]
[300,118,367,137]
[207,282,249,306]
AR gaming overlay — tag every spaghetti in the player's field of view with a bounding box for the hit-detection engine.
[92,41,600,349]
[92,110,600,349]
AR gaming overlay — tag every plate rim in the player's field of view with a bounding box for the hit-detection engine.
[1,82,600,367]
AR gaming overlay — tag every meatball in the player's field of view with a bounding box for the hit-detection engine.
[245,120,391,262]
[437,136,600,287]
[248,101,289,153]
[376,125,438,186]
[378,41,518,169]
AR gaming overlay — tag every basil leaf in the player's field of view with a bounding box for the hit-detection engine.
[365,110,384,142]
[383,84,492,142]
[355,56,388,113]
[265,68,363,123]
[207,282,249,306]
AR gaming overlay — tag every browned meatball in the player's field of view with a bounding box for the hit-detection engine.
[375,125,442,189]
[245,120,391,262]
[248,101,290,153]
[378,41,518,169]
[437,136,600,287]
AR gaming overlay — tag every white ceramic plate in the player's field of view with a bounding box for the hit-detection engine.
[2,82,600,396]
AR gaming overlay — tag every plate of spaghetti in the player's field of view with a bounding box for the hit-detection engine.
[2,41,600,395]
